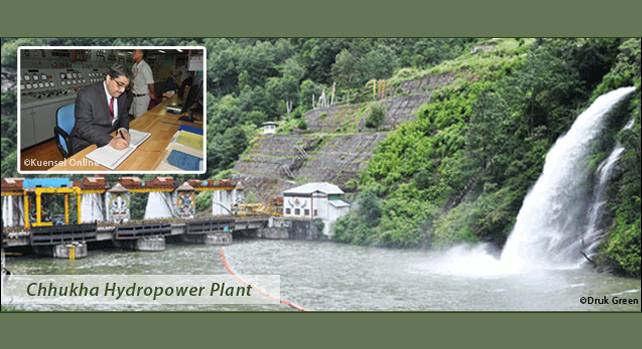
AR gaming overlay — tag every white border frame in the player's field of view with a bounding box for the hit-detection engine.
[17,45,207,175]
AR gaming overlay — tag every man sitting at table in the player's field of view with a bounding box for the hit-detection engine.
[69,62,134,155]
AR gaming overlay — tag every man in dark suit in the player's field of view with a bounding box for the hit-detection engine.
[69,62,134,155]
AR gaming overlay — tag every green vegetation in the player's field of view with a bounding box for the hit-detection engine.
[1,89,18,178]
[365,102,386,129]
[202,38,475,176]
[195,190,212,213]
[2,38,639,276]
[2,38,475,179]
[595,39,641,276]
[333,38,640,277]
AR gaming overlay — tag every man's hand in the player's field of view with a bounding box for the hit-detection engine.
[108,134,129,150]
[119,128,131,144]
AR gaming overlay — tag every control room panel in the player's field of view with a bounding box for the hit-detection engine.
[20,49,134,105]
[19,47,186,151]
[19,48,135,150]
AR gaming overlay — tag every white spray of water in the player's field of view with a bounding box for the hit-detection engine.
[413,243,521,277]
[419,87,636,277]
[500,86,636,270]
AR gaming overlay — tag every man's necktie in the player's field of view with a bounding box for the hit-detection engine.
[109,97,114,122]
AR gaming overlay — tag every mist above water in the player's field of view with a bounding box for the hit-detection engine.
[428,87,637,277]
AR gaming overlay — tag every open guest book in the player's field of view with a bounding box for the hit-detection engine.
[85,129,151,170]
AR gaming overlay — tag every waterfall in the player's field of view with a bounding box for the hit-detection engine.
[581,118,635,262]
[500,87,636,270]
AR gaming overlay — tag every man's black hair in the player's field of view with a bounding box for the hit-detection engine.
[108,62,134,82]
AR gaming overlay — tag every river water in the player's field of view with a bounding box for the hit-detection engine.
[5,240,640,311]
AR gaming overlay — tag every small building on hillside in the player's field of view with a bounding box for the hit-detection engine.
[262,121,278,134]
[282,182,350,236]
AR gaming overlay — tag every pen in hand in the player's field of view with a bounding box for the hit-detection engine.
[109,131,128,150]
[118,129,130,148]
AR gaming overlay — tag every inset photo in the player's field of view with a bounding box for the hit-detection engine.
[18,46,206,173]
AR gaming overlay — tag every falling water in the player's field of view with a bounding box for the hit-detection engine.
[581,118,635,261]
[500,86,636,270]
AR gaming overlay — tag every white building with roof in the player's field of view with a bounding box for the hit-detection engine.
[282,182,350,236]
[262,121,278,134]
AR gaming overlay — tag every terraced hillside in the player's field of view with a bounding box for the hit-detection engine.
[233,72,457,200]
[234,133,389,200]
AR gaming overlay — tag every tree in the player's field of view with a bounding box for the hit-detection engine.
[207,38,241,95]
[357,44,399,86]
[331,49,360,89]
[206,126,248,176]
[238,85,278,118]
[357,190,382,227]
[297,38,348,85]
[299,79,325,110]
[266,58,305,111]
[237,40,282,88]
[465,90,514,185]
